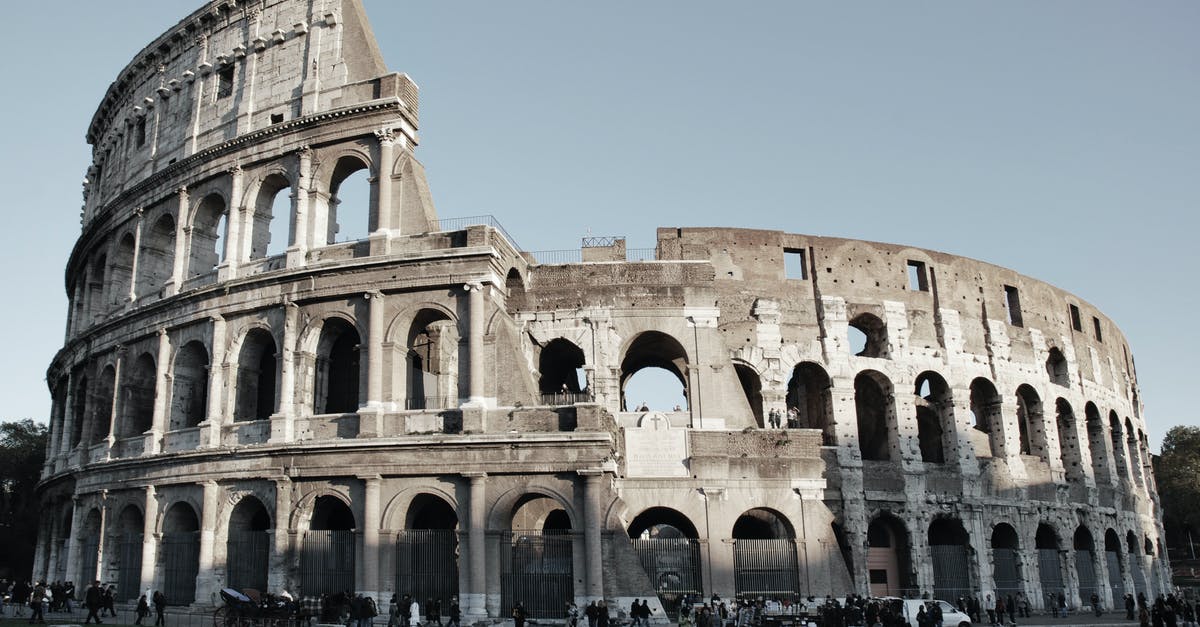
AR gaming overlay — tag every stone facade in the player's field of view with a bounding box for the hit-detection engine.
[37,0,1168,619]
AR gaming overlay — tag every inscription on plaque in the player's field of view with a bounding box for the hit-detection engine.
[624,412,689,478]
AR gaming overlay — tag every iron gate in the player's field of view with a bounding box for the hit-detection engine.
[227,530,270,592]
[631,538,703,616]
[117,532,143,600]
[161,531,200,604]
[300,530,356,596]
[992,548,1022,598]
[1076,551,1098,605]
[80,535,100,584]
[501,531,573,619]
[931,545,971,601]
[733,539,800,601]
[1038,549,1064,600]
[1105,551,1124,601]
[395,530,459,605]
[1132,559,1147,597]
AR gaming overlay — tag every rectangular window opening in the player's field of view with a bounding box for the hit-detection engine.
[906,260,929,291]
[135,119,146,148]
[270,112,284,125]
[217,65,235,99]
[1093,317,1103,342]
[1004,285,1023,327]
[1069,304,1082,332]
[784,248,808,280]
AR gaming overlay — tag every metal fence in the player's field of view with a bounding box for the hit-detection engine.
[631,538,702,617]
[539,392,593,406]
[930,545,972,601]
[627,248,657,261]
[227,530,271,592]
[1106,551,1124,601]
[81,535,100,585]
[1038,549,1064,599]
[1077,551,1099,604]
[501,530,574,619]
[1133,560,1147,597]
[117,532,143,601]
[436,215,521,250]
[162,531,200,605]
[300,530,356,596]
[395,530,459,606]
[732,539,800,601]
[992,548,1023,598]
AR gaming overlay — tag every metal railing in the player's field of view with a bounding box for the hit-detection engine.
[527,247,658,265]
[627,247,657,261]
[435,215,521,250]
[538,391,593,406]
[405,396,458,410]
[582,236,623,248]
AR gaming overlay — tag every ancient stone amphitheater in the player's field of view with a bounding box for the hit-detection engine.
[36,0,1168,619]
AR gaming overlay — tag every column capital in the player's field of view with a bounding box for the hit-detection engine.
[374,128,396,145]
[364,290,384,300]
[463,471,488,480]
[358,474,383,484]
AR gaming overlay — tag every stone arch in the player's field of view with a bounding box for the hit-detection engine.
[537,337,587,397]
[731,507,801,600]
[1109,411,1128,483]
[1047,347,1070,387]
[316,152,373,245]
[87,253,107,323]
[1036,522,1066,600]
[225,494,271,592]
[1125,418,1144,487]
[620,330,690,412]
[289,487,355,533]
[732,360,764,427]
[248,171,293,259]
[1017,384,1050,462]
[731,507,795,540]
[403,307,460,409]
[119,352,157,439]
[109,231,136,307]
[1056,398,1085,483]
[381,484,461,531]
[313,316,362,415]
[160,500,201,604]
[486,484,579,531]
[992,522,1024,598]
[1104,528,1125,601]
[93,366,116,444]
[970,377,1007,457]
[396,491,461,607]
[848,312,888,358]
[234,327,278,422]
[786,361,835,443]
[867,514,913,597]
[187,192,229,280]
[140,212,176,295]
[914,371,954,464]
[628,506,701,539]
[1075,525,1100,604]
[113,503,145,599]
[855,369,895,462]
[168,340,209,431]
[79,508,103,583]
[928,517,973,600]
[1084,403,1111,484]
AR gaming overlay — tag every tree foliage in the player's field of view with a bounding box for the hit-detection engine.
[1154,425,1200,552]
[0,419,48,579]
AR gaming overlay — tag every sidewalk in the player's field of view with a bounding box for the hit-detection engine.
[980,613,1135,627]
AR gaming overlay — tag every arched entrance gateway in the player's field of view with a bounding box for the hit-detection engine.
[226,497,271,593]
[161,503,201,604]
[628,508,703,617]
[300,496,356,596]
[115,506,144,601]
[1104,530,1124,602]
[731,509,800,601]
[991,523,1023,600]
[395,494,459,610]
[1037,524,1065,604]
[502,495,574,619]
[867,516,912,597]
[928,518,972,601]
[1074,527,1099,607]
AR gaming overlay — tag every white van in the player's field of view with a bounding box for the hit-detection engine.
[884,598,972,627]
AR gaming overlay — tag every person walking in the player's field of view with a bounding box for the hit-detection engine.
[1128,595,1138,621]
[408,596,421,627]
[566,602,579,627]
[84,581,104,624]
[153,589,167,626]
[1092,593,1103,617]
[135,595,150,626]
[447,598,461,627]
[29,582,47,624]
[512,603,527,627]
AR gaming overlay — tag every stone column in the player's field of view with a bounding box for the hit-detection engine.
[286,148,312,267]
[359,291,384,436]
[168,187,189,294]
[60,373,79,463]
[33,516,50,582]
[361,475,382,600]
[197,480,220,601]
[106,349,126,458]
[148,329,171,454]
[46,509,62,583]
[203,315,227,447]
[272,301,299,442]
[129,208,144,302]
[140,486,160,594]
[375,130,394,233]
[267,478,293,594]
[464,472,487,619]
[65,497,85,585]
[221,167,244,279]
[579,470,604,601]
[465,283,487,406]
[96,493,111,584]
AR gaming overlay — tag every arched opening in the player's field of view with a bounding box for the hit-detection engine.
[505,268,525,313]
[87,255,107,323]
[970,377,1008,457]
[848,313,888,358]
[1109,412,1128,484]
[250,174,292,259]
[733,362,764,427]
[235,329,278,422]
[1126,419,1144,487]
[732,508,800,601]
[928,518,972,600]
[168,341,209,431]
[628,506,704,616]
[504,495,573,619]
[991,523,1023,599]
[537,338,588,404]
[1047,348,1069,387]
[855,370,894,461]
[188,194,228,280]
[1036,524,1064,601]
[161,503,201,604]
[1074,526,1099,606]
[93,368,115,444]
[1056,398,1085,483]
[1016,385,1049,461]
[115,506,144,601]
[1085,403,1111,484]
[109,233,136,307]
[867,515,912,597]
[120,353,156,440]
[914,372,952,464]
[226,497,271,593]
[397,494,460,612]
[70,373,88,447]
[1104,529,1125,602]
[314,318,361,415]
[406,309,458,410]
[327,157,371,244]
[620,331,689,412]
[1127,530,1147,597]
[140,214,176,296]
[786,362,835,443]
[79,509,102,585]
[301,496,356,596]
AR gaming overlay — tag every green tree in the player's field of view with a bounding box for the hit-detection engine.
[0,419,48,579]
[1154,425,1200,560]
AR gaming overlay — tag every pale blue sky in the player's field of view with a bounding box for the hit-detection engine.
[1,2,1195,450]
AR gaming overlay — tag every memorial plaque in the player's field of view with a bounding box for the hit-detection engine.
[624,412,689,477]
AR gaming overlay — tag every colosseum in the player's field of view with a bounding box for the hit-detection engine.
[36,0,1169,619]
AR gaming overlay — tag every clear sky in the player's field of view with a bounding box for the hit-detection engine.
[1,1,1195,451]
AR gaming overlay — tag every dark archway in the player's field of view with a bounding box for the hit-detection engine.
[406,309,457,410]
[620,331,689,412]
[1016,385,1048,461]
[226,497,271,592]
[1085,403,1111,485]
[928,518,972,600]
[915,372,952,464]
[733,362,764,427]
[867,515,913,597]
[628,508,702,618]
[161,503,200,604]
[992,523,1023,598]
[314,318,361,415]
[970,377,1008,457]
[849,313,888,358]
[115,506,143,601]
[786,362,835,443]
[188,194,228,280]
[855,370,893,461]
[732,509,799,601]
[121,353,157,439]
[169,341,209,431]
[1056,398,1085,483]
[1036,524,1065,600]
[1074,526,1099,605]
[398,495,459,611]
[301,496,357,596]
[504,496,573,619]
[1047,348,1069,387]
[140,214,176,295]
[235,329,278,422]
[251,174,292,259]
[1104,529,1125,602]
[537,338,587,404]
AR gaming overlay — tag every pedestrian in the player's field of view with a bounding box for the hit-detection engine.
[84,581,104,624]
[994,597,1005,627]
[1092,593,1103,617]
[512,603,527,627]
[631,599,642,627]
[135,595,150,626]
[153,590,167,626]
[567,602,580,627]
[586,601,598,627]
[13,581,30,617]
[409,596,421,627]
[103,586,116,617]
[388,594,400,627]
[1006,595,1016,624]
[599,601,610,627]
[447,598,461,627]
[1129,595,1138,621]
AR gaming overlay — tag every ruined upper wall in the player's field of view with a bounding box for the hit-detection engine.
[82,0,417,223]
